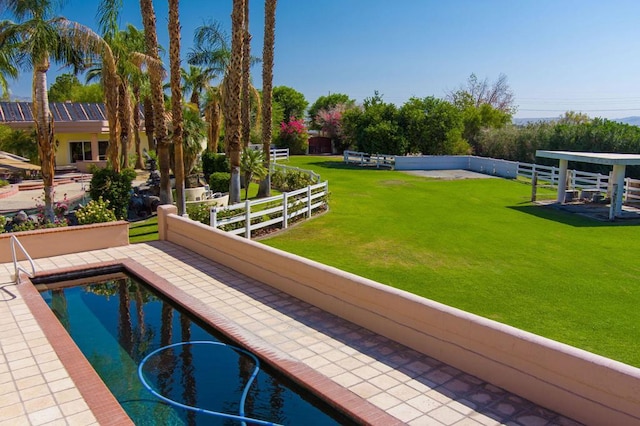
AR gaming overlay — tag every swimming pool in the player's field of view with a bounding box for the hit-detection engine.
[35,268,353,425]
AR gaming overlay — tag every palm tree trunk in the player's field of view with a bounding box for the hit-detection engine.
[118,81,133,169]
[132,84,145,169]
[33,58,56,222]
[258,0,277,198]
[225,0,245,204]
[241,0,251,148]
[143,96,155,151]
[140,0,172,205]
[169,0,185,215]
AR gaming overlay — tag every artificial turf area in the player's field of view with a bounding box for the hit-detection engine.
[262,155,640,367]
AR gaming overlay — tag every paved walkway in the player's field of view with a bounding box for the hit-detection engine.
[0,182,89,215]
[0,243,582,425]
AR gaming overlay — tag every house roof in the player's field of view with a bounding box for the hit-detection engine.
[0,102,109,123]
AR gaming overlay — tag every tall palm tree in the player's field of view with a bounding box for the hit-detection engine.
[0,0,116,220]
[168,0,185,215]
[139,0,172,205]
[224,0,245,203]
[241,0,251,148]
[187,21,229,153]
[258,0,277,197]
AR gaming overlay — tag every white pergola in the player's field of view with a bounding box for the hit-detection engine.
[535,150,640,218]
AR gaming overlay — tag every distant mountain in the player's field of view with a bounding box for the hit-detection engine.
[612,117,640,126]
[513,116,640,127]
[512,117,557,125]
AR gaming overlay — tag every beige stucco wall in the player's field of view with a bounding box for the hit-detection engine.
[55,132,150,167]
[0,221,129,263]
[157,205,640,425]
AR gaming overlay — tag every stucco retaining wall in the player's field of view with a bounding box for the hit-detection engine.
[0,221,129,262]
[157,205,640,425]
[395,155,519,179]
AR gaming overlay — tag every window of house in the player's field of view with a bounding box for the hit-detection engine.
[98,141,108,160]
[69,141,92,163]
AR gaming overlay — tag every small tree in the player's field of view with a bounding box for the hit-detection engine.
[240,149,267,200]
[315,104,348,152]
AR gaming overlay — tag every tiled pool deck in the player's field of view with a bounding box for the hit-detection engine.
[0,242,583,425]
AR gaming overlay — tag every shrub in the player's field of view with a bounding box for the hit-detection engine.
[209,172,230,193]
[202,151,229,180]
[275,117,308,155]
[75,197,117,225]
[89,168,136,219]
[186,202,210,225]
[0,179,8,188]
[271,169,315,192]
[0,215,6,233]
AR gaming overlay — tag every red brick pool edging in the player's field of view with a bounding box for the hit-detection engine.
[19,266,133,426]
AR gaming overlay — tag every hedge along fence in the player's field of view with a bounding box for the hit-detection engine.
[210,181,329,239]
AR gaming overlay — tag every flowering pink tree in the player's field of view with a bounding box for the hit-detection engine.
[276,116,309,154]
[315,103,349,152]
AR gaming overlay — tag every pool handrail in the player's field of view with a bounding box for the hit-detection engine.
[11,235,35,284]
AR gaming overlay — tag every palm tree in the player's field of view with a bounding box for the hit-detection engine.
[139,0,172,205]
[0,0,116,221]
[240,148,267,200]
[241,0,251,148]
[181,65,211,109]
[258,0,277,197]
[0,22,18,98]
[224,0,245,204]
[168,0,185,215]
[187,21,229,153]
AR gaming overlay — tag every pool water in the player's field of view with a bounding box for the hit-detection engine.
[38,272,351,425]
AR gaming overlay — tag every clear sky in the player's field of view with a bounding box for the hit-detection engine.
[5,0,640,119]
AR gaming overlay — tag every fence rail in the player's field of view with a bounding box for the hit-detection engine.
[210,181,329,239]
[247,144,289,161]
[343,150,395,168]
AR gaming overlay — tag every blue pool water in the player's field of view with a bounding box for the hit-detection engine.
[37,271,352,425]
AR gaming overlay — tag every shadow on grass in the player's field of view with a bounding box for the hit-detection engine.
[508,204,640,228]
[307,160,393,171]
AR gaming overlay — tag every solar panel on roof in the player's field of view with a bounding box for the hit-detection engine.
[5,103,22,121]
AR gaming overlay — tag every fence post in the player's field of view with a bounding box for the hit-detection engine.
[245,199,251,240]
[210,207,218,228]
[531,172,538,202]
[625,177,630,202]
[283,192,289,229]
[307,186,312,218]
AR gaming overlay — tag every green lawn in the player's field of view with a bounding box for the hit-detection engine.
[129,216,158,243]
[262,156,640,367]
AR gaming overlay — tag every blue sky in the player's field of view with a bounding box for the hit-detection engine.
[5,0,640,119]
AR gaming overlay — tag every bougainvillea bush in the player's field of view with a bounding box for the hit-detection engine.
[275,117,308,155]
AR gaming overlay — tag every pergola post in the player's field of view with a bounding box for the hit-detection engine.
[612,164,626,217]
[557,159,568,203]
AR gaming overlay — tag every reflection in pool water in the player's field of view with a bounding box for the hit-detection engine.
[39,272,350,425]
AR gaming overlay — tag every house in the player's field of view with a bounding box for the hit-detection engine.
[0,102,150,172]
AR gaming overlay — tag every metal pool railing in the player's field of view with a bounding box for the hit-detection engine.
[10,235,35,284]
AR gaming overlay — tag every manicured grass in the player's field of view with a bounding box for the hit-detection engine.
[262,156,640,367]
[129,216,158,243]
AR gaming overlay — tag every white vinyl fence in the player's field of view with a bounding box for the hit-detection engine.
[247,144,290,161]
[345,151,640,203]
[210,181,329,239]
[343,150,395,168]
